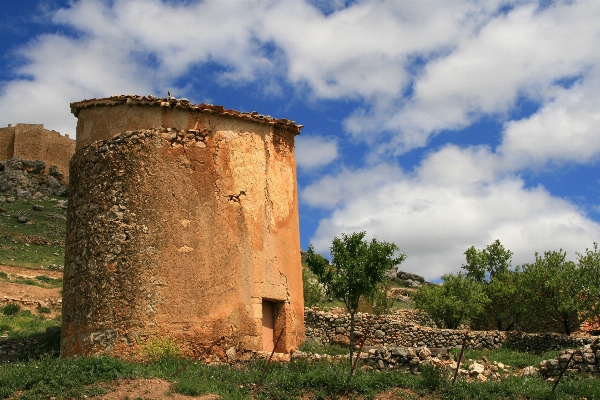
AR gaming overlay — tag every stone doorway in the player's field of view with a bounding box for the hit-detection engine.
[262,300,275,351]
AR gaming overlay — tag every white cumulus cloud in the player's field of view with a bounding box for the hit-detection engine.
[295,135,339,170]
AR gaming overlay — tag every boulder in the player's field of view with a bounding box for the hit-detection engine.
[469,361,485,376]
[49,165,65,183]
[397,270,426,284]
[385,268,398,280]
[22,160,46,174]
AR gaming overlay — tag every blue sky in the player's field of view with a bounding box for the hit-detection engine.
[2,0,600,280]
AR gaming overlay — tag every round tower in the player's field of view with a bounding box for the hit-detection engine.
[61,95,304,359]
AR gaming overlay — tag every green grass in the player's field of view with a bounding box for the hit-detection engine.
[0,309,60,340]
[1,353,599,400]
[0,272,63,289]
[0,193,66,268]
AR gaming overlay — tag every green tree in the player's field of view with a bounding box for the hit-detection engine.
[462,240,525,331]
[413,273,489,329]
[577,243,600,326]
[521,250,585,335]
[305,231,406,372]
[302,267,324,307]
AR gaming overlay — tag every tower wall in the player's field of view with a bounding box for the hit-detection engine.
[61,96,304,359]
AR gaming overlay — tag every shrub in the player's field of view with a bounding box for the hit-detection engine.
[419,364,450,391]
[38,306,51,314]
[142,335,179,362]
[302,268,324,307]
[1,303,21,316]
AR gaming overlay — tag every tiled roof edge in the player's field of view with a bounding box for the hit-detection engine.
[70,95,303,132]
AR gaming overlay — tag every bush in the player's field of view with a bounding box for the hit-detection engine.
[38,306,51,314]
[1,303,21,316]
[419,364,449,391]
[142,335,179,362]
[302,268,324,307]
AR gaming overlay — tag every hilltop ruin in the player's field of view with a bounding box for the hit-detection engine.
[0,123,75,182]
[61,95,305,359]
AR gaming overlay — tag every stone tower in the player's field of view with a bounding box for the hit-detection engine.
[61,95,305,359]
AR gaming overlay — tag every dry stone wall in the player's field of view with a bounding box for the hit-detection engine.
[539,338,600,378]
[62,96,305,360]
[305,309,593,353]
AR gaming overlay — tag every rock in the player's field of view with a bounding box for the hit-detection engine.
[332,334,350,346]
[32,192,43,199]
[374,330,385,339]
[47,176,66,196]
[405,279,421,288]
[32,205,44,211]
[22,160,46,174]
[396,270,426,284]
[519,366,539,377]
[4,157,23,171]
[291,350,308,359]
[225,346,237,361]
[16,216,28,223]
[48,166,65,183]
[418,347,432,360]
[384,268,398,280]
[6,197,14,203]
[0,196,5,203]
[468,362,485,376]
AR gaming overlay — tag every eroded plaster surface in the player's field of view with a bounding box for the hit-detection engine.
[62,96,304,359]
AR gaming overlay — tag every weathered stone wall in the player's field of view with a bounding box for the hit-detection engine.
[0,124,75,182]
[305,309,593,353]
[62,95,304,360]
[539,338,600,378]
[0,125,15,160]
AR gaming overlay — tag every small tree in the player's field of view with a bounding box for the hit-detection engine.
[578,243,600,325]
[462,240,525,331]
[305,231,406,372]
[413,273,489,329]
[521,250,586,335]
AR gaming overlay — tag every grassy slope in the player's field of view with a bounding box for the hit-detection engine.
[0,194,66,268]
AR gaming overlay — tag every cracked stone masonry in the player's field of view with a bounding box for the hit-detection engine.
[61,95,305,360]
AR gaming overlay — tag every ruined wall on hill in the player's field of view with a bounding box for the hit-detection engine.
[0,124,75,182]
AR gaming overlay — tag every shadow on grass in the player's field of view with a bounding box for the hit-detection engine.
[0,326,61,363]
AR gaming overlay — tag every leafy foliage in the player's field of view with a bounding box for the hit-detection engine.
[462,240,525,331]
[413,273,489,329]
[521,250,587,335]
[577,242,600,326]
[305,231,406,371]
[1,303,21,316]
[302,267,324,307]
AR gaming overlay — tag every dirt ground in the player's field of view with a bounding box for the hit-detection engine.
[0,264,62,316]
[91,379,427,400]
[91,378,220,400]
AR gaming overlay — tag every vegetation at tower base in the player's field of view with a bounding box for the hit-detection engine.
[304,231,406,373]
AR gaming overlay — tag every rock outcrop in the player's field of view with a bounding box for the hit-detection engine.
[0,156,67,199]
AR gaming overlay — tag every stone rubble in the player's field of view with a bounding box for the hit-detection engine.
[0,156,67,199]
